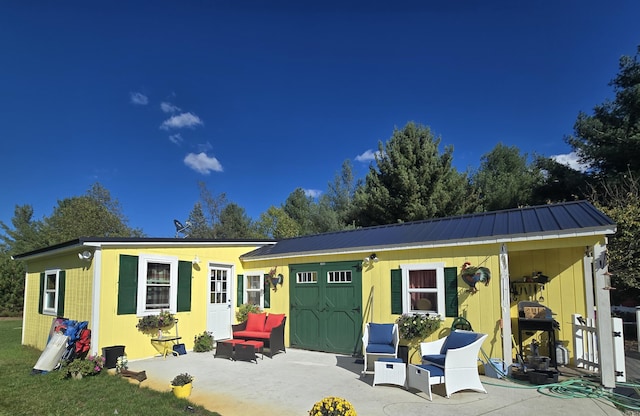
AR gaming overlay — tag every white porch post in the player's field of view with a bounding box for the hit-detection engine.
[583,248,595,320]
[500,243,513,368]
[593,240,616,388]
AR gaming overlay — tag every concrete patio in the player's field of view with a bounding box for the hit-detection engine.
[124,347,630,416]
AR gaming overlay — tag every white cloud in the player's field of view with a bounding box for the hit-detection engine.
[304,189,322,198]
[168,133,183,145]
[160,112,204,130]
[550,151,589,173]
[355,149,382,162]
[130,92,148,105]
[161,102,181,113]
[184,152,223,175]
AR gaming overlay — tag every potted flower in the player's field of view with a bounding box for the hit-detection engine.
[60,355,105,380]
[395,313,442,362]
[171,373,194,398]
[136,310,176,335]
[308,396,357,416]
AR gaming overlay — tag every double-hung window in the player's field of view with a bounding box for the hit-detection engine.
[42,269,62,315]
[137,254,178,315]
[244,273,264,307]
[401,262,445,315]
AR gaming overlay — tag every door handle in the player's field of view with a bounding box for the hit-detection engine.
[352,306,361,313]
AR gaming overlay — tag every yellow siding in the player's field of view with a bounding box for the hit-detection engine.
[21,234,607,364]
[97,245,260,360]
[22,254,93,351]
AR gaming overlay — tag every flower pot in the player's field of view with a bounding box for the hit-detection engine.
[172,382,192,398]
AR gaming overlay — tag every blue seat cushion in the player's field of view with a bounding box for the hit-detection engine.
[416,364,444,377]
[366,343,396,354]
[440,331,479,354]
[422,354,446,367]
[377,357,403,363]
[368,323,394,345]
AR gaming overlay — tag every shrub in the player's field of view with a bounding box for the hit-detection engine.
[308,396,357,416]
[193,331,214,352]
[59,355,105,379]
[236,303,262,323]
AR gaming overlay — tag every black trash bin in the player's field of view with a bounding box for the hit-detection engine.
[102,345,126,369]
[398,345,409,364]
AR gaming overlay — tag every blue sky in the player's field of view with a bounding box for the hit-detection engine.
[1,1,639,238]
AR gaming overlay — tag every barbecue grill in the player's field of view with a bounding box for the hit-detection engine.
[517,301,559,368]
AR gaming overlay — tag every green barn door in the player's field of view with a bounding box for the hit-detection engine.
[289,263,322,351]
[289,261,362,355]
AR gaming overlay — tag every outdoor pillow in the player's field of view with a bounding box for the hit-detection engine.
[368,323,394,345]
[245,312,267,332]
[264,314,285,332]
[440,331,479,354]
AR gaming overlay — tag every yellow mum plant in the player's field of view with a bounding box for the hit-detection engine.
[308,396,357,416]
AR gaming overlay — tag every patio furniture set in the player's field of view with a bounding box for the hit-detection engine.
[214,312,287,363]
[362,322,488,401]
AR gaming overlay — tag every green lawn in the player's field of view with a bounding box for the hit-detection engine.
[0,319,219,416]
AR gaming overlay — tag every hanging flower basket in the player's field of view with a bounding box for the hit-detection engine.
[136,310,176,334]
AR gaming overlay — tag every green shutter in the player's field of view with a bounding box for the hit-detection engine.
[237,274,244,307]
[391,269,402,315]
[444,267,458,317]
[38,272,45,314]
[263,274,270,309]
[57,270,66,317]
[117,255,138,315]
[177,261,192,312]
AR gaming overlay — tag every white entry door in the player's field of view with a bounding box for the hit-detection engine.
[207,265,233,340]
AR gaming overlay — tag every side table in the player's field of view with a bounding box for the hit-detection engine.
[373,358,406,388]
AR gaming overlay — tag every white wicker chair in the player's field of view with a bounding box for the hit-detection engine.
[361,323,399,375]
[410,330,488,398]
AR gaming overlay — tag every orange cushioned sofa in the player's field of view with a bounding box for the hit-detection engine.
[232,312,286,357]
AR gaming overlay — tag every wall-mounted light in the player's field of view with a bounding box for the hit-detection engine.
[192,255,201,265]
[363,253,378,266]
[78,250,92,261]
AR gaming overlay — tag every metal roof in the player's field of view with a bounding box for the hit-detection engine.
[12,236,276,261]
[241,201,616,260]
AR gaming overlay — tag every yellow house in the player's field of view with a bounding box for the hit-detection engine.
[14,201,617,384]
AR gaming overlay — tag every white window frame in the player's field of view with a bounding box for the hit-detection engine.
[42,269,61,316]
[136,254,178,316]
[401,262,445,316]
[327,270,352,283]
[244,272,264,308]
[297,271,317,284]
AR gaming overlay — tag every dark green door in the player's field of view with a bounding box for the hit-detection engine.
[289,261,362,355]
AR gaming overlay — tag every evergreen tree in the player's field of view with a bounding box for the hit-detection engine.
[353,122,477,226]
[472,143,543,211]
[567,46,640,180]
[214,203,255,239]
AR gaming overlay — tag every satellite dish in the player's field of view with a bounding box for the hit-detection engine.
[173,219,191,238]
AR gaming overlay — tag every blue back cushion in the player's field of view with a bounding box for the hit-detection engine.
[368,323,394,345]
[440,331,479,354]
